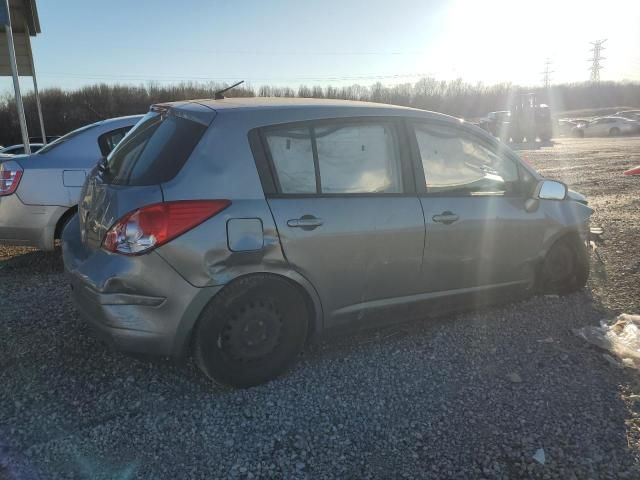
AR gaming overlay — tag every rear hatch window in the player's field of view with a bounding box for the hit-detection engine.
[104,110,208,186]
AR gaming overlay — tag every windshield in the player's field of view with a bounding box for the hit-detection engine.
[103,110,207,186]
[37,122,100,155]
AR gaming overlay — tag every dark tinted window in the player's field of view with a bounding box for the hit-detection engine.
[105,112,207,186]
[98,127,132,157]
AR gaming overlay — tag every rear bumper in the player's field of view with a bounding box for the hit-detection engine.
[0,194,65,250]
[62,215,222,357]
[68,278,174,355]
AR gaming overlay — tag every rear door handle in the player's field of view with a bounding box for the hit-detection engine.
[432,211,459,225]
[287,216,323,230]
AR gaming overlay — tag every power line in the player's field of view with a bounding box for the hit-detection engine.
[588,39,607,82]
[37,71,434,84]
[541,58,554,88]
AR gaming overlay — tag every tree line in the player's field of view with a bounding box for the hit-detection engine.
[1,78,639,145]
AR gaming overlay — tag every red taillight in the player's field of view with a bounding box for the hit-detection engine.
[0,166,23,196]
[102,200,231,255]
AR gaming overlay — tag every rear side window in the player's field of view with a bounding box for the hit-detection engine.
[264,128,316,193]
[105,111,207,186]
[315,124,401,193]
[98,127,131,157]
[263,120,402,194]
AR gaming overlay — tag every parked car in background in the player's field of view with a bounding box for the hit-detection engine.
[615,110,640,121]
[0,115,142,250]
[63,98,593,388]
[558,119,577,136]
[572,116,640,137]
[0,143,44,155]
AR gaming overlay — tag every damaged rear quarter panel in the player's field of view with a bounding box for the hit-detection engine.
[155,200,288,288]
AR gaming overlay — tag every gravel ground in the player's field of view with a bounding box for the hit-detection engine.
[1,137,639,479]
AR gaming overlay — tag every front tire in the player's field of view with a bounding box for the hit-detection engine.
[194,274,309,388]
[538,236,589,294]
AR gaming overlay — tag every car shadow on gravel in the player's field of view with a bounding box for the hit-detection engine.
[1,259,639,479]
[0,248,63,275]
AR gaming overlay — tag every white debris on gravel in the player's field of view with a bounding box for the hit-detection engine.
[533,448,546,465]
[575,314,640,368]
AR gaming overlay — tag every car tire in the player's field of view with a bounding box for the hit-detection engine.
[54,209,78,249]
[538,236,589,294]
[574,129,584,138]
[609,127,620,137]
[194,274,309,388]
[511,135,524,143]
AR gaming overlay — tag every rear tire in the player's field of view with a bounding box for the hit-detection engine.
[194,274,309,388]
[54,209,78,249]
[538,236,589,294]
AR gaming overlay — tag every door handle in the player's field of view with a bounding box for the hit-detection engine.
[432,211,459,225]
[287,216,323,230]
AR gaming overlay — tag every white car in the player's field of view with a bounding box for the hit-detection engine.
[572,116,640,137]
[0,115,142,250]
[615,110,640,121]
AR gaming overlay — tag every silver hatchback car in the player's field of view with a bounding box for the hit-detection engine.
[62,98,592,387]
[0,116,142,250]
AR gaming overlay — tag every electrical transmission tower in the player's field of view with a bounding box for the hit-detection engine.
[588,39,607,82]
[541,58,554,88]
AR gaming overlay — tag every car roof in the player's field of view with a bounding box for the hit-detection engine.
[171,97,415,112]
[156,97,466,127]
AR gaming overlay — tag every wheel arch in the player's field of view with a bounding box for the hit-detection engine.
[54,205,78,240]
[534,227,587,290]
[171,269,324,358]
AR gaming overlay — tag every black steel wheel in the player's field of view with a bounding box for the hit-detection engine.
[194,274,309,388]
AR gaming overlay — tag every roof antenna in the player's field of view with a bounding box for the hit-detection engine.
[214,80,245,100]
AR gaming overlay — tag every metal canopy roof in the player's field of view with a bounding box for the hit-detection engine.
[1,0,46,151]
[0,0,40,76]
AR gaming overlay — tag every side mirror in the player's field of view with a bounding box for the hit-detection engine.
[525,179,567,212]
[536,179,567,200]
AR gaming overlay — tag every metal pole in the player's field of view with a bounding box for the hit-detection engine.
[27,24,46,145]
[3,0,30,154]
